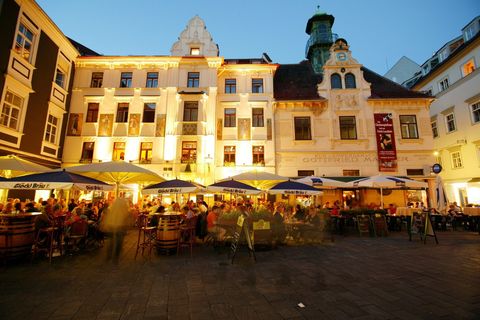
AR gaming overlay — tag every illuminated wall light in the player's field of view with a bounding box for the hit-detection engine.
[125,138,140,161]
[95,138,112,162]
[164,135,177,161]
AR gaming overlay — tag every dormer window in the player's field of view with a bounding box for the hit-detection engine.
[190,48,200,56]
[330,73,342,89]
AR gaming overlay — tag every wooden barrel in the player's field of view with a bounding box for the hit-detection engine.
[0,213,40,259]
[156,216,180,254]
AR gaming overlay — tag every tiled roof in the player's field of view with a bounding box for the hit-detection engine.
[274,60,431,100]
[274,61,324,100]
[67,37,101,57]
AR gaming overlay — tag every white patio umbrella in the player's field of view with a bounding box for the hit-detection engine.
[435,175,448,214]
[348,174,428,208]
[223,171,288,190]
[0,154,50,178]
[66,161,164,197]
[207,179,262,196]
[295,176,347,189]
[142,179,204,195]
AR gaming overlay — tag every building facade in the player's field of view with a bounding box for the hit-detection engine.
[412,16,480,206]
[0,0,78,167]
[62,16,277,187]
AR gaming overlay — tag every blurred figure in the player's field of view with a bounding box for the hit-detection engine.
[101,198,132,264]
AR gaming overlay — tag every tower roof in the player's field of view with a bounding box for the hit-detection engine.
[306,8,335,34]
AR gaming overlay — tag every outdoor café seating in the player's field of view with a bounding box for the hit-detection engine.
[177,216,198,257]
[135,213,156,259]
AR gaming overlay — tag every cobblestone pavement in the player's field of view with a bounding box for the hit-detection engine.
[0,230,479,320]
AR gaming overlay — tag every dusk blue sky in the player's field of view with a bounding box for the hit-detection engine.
[37,0,479,74]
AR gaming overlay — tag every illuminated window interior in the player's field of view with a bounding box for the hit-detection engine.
[190,48,200,55]
[462,59,475,77]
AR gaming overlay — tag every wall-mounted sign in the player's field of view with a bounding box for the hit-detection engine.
[432,163,442,174]
[374,113,397,172]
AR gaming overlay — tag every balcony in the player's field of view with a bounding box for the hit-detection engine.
[182,122,198,135]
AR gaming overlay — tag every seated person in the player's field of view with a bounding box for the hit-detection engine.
[301,207,322,241]
[149,206,165,227]
[387,203,397,215]
[206,206,226,241]
[293,205,306,221]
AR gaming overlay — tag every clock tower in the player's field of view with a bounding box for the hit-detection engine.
[305,6,337,74]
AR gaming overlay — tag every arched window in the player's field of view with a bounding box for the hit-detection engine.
[345,73,356,89]
[330,73,342,89]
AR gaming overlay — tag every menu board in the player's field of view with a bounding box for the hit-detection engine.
[229,214,256,264]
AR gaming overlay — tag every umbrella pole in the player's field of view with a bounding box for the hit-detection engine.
[380,187,384,209]
[115,181,120,199]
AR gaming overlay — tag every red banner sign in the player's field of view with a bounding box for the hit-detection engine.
[374,113,397,172]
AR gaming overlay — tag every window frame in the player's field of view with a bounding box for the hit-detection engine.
[80,142,94,163]
[140,142,153,163]
[1,90,23,131]
[86,103,99,123]
[461,58,476,77]
[113,142,126,161]
[471,101,480,124]
[120,72,133,88]
[146,72,158,88]
[187,72,200,88]
[183,101,198,122]
[252,108,264,127]
[90,72,103,88]
[399,115,419,139]
[252,78,264,94]
[451,151,463,169]
[330,73,342,89]
[225,79,236,94]
[339,116,357,140]
[181,141,197,164]
[438,77,449,92]
[116,103,129,123]
[142,103,156,123]
[294,116,312,141]
[445,112,457,133]
[252,145,265,165]
[431,120,438,138]
[14,21,35,63]
[224,108,236,127]
[223,146,236,166]
[44,114,59,144]
[345,73,356,89]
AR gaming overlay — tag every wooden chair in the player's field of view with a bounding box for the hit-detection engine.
[31,227,55,263]
[135,214,157,259]
[356,215,371,237]
[177,216,198,257]
[65,219,88,253]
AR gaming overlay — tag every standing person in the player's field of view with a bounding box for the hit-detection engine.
[101,198,132,264]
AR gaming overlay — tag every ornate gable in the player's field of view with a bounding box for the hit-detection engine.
[170,15,219,57]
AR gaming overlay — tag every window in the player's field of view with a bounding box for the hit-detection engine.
[425,88,433,96]
[339,116,357,139]
[116,103,129,122]
[224,108,236,127]
[1,90,23,130]
[80,142,94,163]
[183,102,198,121]
[330,73,342,89]
[294,117,311,140]
[252,78,263,93]
[252,108,264,127]
[225,79,236,94]
[143,103,156,123]
[472,102,480,124]
[140,142,153,163]
[462,59,476,77]
[86,103,99,123]
[464,25,475,41]
[187,72,199,87]
[90,72,103,88]
[14,23,34,62]
[146,72,158,88]
[44,114,58,144]
[445,113,456,133]
[451,151,463,169]
[190,48,200,56]
[343,169,360,176]
[120,72,132,88]
[298,170,314,177]
[181,141,197,163]
[406,169,424,176]
[113,142,125,161]
[431,120,438,138]
[224,146,236,165]
[438,78,449,92]
[400,115,419,139]
[252,146,264,165]
[55,68,66,88]
[345,73,356,88]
